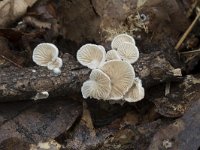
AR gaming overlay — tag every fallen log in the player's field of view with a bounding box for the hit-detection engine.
[0,51,181,102]
[0,53,89,101]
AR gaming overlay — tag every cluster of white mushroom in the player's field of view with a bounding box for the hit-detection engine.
[32,43,63,75]
[77,34,144,102]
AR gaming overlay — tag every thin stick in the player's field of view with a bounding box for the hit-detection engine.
[175,12,200,50]
[0,55,23,68]
[180,49,200,55]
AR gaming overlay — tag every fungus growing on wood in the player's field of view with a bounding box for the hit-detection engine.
[32,91,49,101]
[124,78,144,102]
[81,69,111,100]
[77,44,106,69]
[100,60,135,100]
[77,34,144,102]
[32,43,63,74]
[106,50,121,61]
[117,42,139,64]
[111,34,135,50]
[47,57,63,70]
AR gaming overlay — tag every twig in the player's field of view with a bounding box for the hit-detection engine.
[180,49,200,55]
[175,12,200,50]
[0,55,23,68]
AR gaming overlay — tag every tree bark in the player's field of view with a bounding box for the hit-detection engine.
[0,51,181,102]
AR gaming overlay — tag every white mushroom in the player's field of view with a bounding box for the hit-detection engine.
[124,78,145,102]
[52,68,62,75]
[32,43,59,66]
[32,91,49,101]
[47,57,63,70]
[111,34,135,50]
[100,60,135,100]
[98,45,106,51]
[81,69,111,100]
[117,42,139,64]
[77,44,106,69]
[32,43,63,74]
[106,50,121,61]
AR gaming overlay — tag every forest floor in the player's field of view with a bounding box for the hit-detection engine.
[0,0,200,150]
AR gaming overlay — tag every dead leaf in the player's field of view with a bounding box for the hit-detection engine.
[0,99,82,145]
[151,75,200,117]
[0,0,38,27]
[148,98,200,150]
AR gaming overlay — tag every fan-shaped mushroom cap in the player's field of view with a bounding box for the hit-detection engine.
[117,42,139,64]
[100,60,135,100]
[98,45,105,51]
[47,57,63,70]
[106,50,121,61]
[81,69,111,100]
[32,43,59,66]
[111,34,135,50]
[124,78,145,102]
[77,44,106,69]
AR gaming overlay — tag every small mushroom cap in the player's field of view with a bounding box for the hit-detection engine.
[81,69,111,100]
[100,60,135,100]
[33,43,59,66]
[77,44,106,69]
[33,91,49,101]
[111,34,135,50]
[117,42,139,64]
[106,50,121,61]
[124,78,145,102]
[53,68,61,75]
[47,57,63,70]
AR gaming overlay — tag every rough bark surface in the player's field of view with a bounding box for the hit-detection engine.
[0,52,180,101]
[0,53,90,101]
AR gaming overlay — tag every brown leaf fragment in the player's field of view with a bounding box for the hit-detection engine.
[151,75,200,117]
[59,0,101,44]
[64,101,99,150]
[100,120,163,150]
[0,137,30,150]
[148,98,200,150]
[0,101,33,126]
[0,36,25,67]
[0,0,38,27]
[0,99,82,144]
[23,16,51,29]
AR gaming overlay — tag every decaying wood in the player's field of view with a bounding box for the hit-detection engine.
[0,51,181,101]
[0,53,89,101]
[0,0,188,103]
[0,0,38,27]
